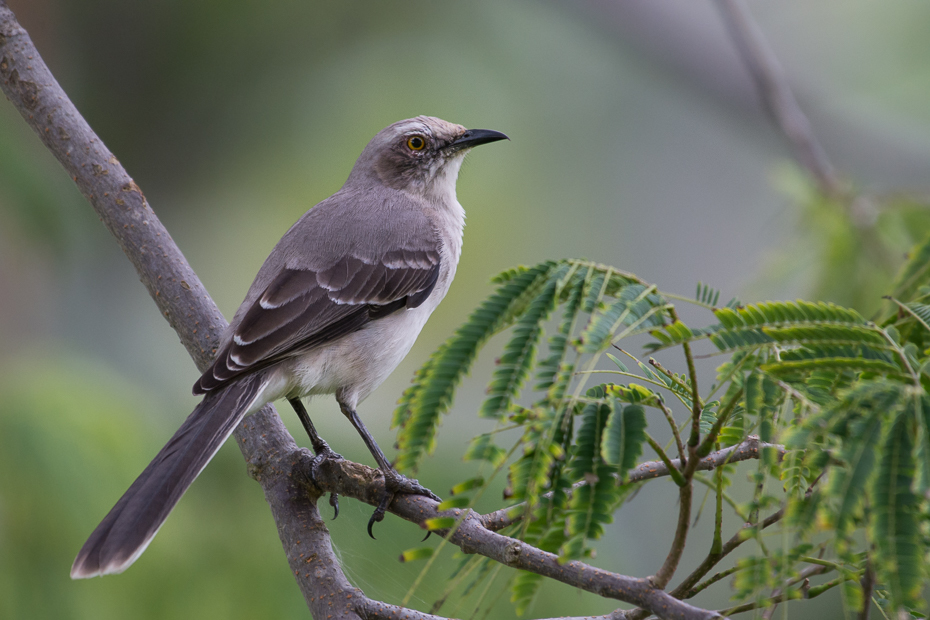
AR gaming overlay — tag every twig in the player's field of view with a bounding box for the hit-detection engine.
[647,434,687,487]
[761,562,828,620]
[651,481,692,589]
[714,0,841,197]
[646,364,689,462]
[712,465,724,554]
[667,309,703,450]
[716,566,840,617]
[480,439,782,531]
[884,295,930,335]
[687,566,741,599]
[858,560,873,620]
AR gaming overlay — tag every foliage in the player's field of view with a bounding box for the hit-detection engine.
[393,231,930,617]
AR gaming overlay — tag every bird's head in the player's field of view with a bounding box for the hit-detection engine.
[347,116,508,199]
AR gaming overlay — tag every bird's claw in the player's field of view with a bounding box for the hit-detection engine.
[307,447,344,520]
[367,470,441,539]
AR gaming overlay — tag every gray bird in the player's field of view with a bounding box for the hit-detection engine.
[71,116,508,579]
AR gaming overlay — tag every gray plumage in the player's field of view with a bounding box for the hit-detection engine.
[71,116,507,579]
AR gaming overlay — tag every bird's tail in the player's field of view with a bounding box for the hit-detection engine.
[70,374,265,579]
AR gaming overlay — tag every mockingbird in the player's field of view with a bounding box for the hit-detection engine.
[71,116,508,579]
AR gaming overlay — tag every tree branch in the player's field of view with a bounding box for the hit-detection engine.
[714,0,841,197]
[481,438,782,532]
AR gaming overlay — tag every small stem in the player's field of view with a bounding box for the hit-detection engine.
[674,507,785,600]
[646,434,687,487]
[884,295,930,335]
[696,389,743,458]
[650,481,692,589]
[858,560,873,620]
[693,473,747,520]
[712,462,724,554]
[649,358,703,411]
[688,565,740,598]
[657,396,687,462]
[481,439,779,531]
[658,290,718,312]
[878,326,919,383]
[668,308,703,448]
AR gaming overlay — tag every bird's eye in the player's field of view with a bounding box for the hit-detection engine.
[406,135,426,151]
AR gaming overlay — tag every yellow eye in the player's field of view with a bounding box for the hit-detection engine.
[406,135,426,151]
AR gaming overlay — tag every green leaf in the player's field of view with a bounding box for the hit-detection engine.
[600,402,646,480]
[870,411,922,610]
[424,517,457,530]
[841,577,864,612]
[914,394,930,495]
[888,232,930,303]
[762,357,904,378]
[705,300,889,355]
[605,353,628,372]
[399,547,435,562]
[450,477,485,495]
[480,263,571,419]
[534,268,586,393]
[580,284,667,352]
[696,281,721,307]
[437,496,470,510]
[463,434,508,468]
[827,385,898,537]
[393,261,559,472]
[560,402,629,560]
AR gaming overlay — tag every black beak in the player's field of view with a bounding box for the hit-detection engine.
[447,128,509,151]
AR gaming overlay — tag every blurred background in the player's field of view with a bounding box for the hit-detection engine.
[2,0,930,618]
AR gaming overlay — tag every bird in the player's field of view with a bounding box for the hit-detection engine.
[71,116,508,579]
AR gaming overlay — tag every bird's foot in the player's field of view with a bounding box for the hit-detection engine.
[308,444,344,519]
[367,470,441,538]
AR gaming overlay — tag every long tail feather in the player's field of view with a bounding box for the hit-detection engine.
[71,374,264,578]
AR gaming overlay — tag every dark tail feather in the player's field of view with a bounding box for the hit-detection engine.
[71,374,264,578]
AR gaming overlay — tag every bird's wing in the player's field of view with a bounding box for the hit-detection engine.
[194,197,441,395]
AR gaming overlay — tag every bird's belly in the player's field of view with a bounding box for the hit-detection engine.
[277,303,435,406]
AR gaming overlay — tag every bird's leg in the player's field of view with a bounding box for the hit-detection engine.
[288,398,341,518]
[336,397,441,537]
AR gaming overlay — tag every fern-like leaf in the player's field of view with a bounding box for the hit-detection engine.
[480,263,572,419]
[824,383,902,537]
[601,401,646,480]
[870,411,922,610]
[463,433,508,468]
[560,401,625,559]
[535,268,587,392]
[580,284,667,352]
[394,261,558,472]
[888,231,930,304]
[696,281,721,307]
